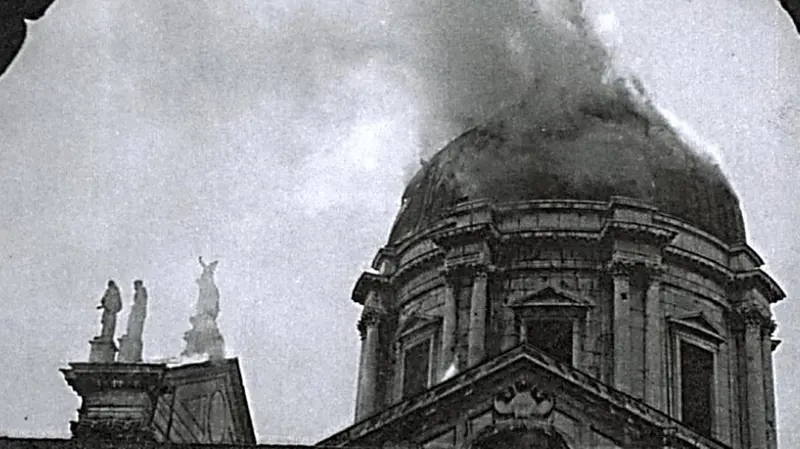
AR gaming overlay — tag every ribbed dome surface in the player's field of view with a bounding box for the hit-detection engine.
[389,101,745,244]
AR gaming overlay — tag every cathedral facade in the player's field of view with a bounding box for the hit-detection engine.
[321,110,784,449]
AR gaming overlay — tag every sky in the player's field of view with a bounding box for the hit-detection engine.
[0,0,798,446]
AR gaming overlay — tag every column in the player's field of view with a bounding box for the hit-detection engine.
[762,321,778,449]
[611,262,632,394]
[440,275,458,376]
[744,313,767,449]
[644,269,665,411]
[468,268,489,367]
[355,308,381,421]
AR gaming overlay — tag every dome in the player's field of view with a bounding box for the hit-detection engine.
[389,99,745,244]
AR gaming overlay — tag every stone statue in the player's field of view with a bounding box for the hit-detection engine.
[118,280,148,363]
[196,257,220,318]
[182,257,225,360]
[97,280,122,341]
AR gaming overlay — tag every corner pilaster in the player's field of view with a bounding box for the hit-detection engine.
[608,260,633,395]
[737,304,769,449]
[643,265,666,412]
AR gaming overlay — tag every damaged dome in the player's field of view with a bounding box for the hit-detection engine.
[389,95,745,244]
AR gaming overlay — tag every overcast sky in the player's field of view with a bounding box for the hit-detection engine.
[0,0,798,446]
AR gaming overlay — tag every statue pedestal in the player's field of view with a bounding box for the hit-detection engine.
[118,335,143,363]
[89,337,118,363]
[60,362,168,441]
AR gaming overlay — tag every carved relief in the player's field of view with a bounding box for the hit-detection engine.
[493,378,556,428]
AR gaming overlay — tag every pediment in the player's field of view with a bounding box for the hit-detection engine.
[397,313,442,338]
[668,312,725,343]
[320,345,718,449]
[508,286,593,309]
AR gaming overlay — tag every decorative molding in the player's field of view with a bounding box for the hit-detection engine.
[352,271,391,305]
[508,285,594,309]
[600,220,677,247]
[493,378,556,426]
[667,312,725,344]
[431,223,500,249]
[357,308,383,340]
[396,313,442,339]
[734,301,771,328]
[604,259,663,279]
[732,270,786,304]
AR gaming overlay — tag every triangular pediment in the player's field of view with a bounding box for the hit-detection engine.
[508,286,593,309]
[668,312,725,343]
[319,345,721,449]
[397,313,442,337]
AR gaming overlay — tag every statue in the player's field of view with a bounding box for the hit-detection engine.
[182,257,225,360]
[196,257,220,319]
[97,280,122,341]
[118,280,148,363]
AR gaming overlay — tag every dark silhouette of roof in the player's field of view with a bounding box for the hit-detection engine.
[779,0,800,32]
[0,0,58,78]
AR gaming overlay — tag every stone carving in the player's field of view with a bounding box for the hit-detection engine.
[182,258,225,360]
[119,280,148,363]
[97,281,123,341]
[493,378,556,428]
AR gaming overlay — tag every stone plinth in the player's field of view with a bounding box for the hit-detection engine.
[60,362,167,441]
[117,336,143,363]
[88,338,117,363]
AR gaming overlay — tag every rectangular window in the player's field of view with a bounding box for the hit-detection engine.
[403,339,431,398]
[527,319,573,365]
[680,341,714,436]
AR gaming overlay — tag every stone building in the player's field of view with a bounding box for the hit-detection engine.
[2,91,789,449]
[321,100,785,449]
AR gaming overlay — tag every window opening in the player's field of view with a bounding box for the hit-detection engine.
[403,339,431,398]
[680,341,714,436]
[527,319,573,365]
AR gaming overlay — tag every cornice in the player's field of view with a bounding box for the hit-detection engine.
[430,223,500,249]
[662,247,733,286]
[599,220,677,247]
[732,269,786,304]
[60,363,168,397]
[390,249,445,289]
[352,272,391,305]
[371,246,397,272]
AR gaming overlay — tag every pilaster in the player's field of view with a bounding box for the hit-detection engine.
[739,305,768,449]
[439,271,458,375]
[355,305,382,421]
[468,267,490,367]
[608,260,632,395]
[643,266,666,412]
[762,320,778,449]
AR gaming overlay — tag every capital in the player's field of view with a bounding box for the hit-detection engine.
[736,302,769,329]
[357,307,382,340]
